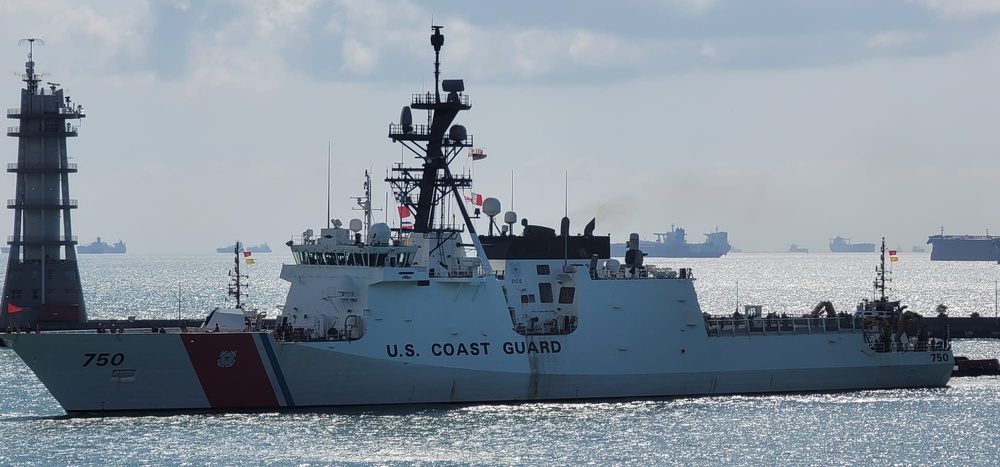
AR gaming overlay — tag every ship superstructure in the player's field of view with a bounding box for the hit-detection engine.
[1,29,953,414]
[1,39,87,327]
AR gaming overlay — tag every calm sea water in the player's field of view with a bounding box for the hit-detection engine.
[2,252,1000,465]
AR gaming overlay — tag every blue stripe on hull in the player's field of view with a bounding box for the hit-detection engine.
[257,333,295,407]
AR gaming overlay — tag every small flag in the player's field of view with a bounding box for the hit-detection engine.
[401,220,413,230]
[243,251,251,257]
[6,303,22,313]
[890,256,898,262]
[888,250,897,256]
[465,192,483,206]
[246,258,255,265]
[395,192,412,219]
[469,148,487,161]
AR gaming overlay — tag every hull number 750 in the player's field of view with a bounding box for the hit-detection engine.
[82,353,125,367]
[931,353,949,363]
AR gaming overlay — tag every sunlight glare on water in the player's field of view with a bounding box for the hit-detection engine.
[1,254,1000,465]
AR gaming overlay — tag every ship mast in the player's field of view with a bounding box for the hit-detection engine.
[875,237,887,308]
[228,241,247,310]
[385,25,492,273]
[353,170,379,235]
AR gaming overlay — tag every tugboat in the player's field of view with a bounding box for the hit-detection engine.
[1,28,953,414]
[853,239,935,353]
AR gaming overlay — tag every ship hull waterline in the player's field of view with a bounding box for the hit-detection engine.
[1,331,953,413]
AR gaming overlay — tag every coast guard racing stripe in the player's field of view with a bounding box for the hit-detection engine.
[181,333,279,408]
[256,333,295,407]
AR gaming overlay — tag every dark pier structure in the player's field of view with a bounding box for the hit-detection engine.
[926,316,1000,339]
[1,39,88,329]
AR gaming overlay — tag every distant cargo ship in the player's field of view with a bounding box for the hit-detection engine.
[77,237,126,254]
[610,226,730,258]
[912,245,926,253]
[788,244,808,253]
[926,229,999,261]
[216,242,272,254]
[829,236,875,253]
[1,246,8,253]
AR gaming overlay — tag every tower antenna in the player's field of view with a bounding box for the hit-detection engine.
[431,25,444,104]
[17,37,44,59]
[327,141,331,229]
[18,38,44,96]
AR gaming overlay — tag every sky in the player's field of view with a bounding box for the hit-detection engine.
[2,0,1000,254]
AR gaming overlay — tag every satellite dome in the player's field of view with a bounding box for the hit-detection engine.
[482,197,501,217]
[349,219,363,233]
[449,125,467,143]
[503,211,517,225]
[368,223,392,245]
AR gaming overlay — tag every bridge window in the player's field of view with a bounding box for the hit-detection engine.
[536,264,550,275]
[538,283,553,303]
[558,287,575,304]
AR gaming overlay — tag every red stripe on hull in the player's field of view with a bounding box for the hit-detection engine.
[181,333,279,408]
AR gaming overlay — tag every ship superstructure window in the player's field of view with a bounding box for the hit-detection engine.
[520,294,536,304]
[558,287,575,304]
[10,289,21,300]
[538,283,553,303]
[536,264,550,275]
[296,249,414,267]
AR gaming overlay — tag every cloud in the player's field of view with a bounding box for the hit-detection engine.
[914,0,1000,17]
[867,31,920,50]
[660,0,717,14]
[700,41,717,60]
[340,38,378,74]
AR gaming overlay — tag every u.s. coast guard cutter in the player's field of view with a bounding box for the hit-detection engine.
[2,28,953,413]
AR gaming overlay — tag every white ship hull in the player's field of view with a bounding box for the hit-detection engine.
[2,305,953,413]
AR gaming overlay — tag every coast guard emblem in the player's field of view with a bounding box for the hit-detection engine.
[217,350,237,368]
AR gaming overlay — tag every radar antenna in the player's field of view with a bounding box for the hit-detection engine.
[18,37,44,95]
[227,242,248,310]
[431,25,443,105]
[353,170,382,235]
